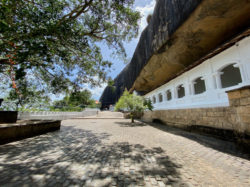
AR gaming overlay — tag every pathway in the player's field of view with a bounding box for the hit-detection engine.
[0,112,249,186]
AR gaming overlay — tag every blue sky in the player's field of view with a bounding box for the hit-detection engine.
[88,0,156,100]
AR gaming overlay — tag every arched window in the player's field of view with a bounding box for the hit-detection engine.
[166,90,172,101]
[220,64,242,88]
[193,77,206,94]
[158,93,163,102]
[152,96,156,104]
[177,85,185,98]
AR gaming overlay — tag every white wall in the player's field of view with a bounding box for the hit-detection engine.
[145,36,250,110]
[18,109,99,120]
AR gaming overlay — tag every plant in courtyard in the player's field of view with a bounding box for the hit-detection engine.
[115,90,153,123]
[0,0,141,96]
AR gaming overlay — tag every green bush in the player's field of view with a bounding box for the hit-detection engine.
[115,90,153,123]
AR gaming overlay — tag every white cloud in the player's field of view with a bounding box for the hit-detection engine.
[136,0,156,33]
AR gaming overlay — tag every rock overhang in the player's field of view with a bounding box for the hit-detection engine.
[100,0,250,108]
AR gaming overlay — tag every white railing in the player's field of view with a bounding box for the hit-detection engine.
[18,108,99,120]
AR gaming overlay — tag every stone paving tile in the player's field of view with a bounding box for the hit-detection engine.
[0,117,250,187]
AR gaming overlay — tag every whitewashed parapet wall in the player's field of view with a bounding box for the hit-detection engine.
[145,36,250,110]
[18,108,99,120]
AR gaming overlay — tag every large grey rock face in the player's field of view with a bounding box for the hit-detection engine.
[100,0,202,109]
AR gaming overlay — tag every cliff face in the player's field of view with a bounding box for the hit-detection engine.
[100,0,250,109]
[133,0,250,92]
[100,0,202,108]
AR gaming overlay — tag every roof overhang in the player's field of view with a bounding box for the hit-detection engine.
[131,0,250,93]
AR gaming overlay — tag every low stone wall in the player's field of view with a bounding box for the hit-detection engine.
[142,86,250,145]
[143,107,235,130]
[18,109,99,120]
[0,120,61,144]
[0,111,18,123]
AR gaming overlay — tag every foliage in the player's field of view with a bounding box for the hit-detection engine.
[0,0,141,95]
[143,98,153,111]
[88,101,101,109]
[0,80,51,111]
[51,89,97,111]
[115,90,153,123]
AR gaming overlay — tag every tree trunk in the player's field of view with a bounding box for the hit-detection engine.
[130,113,134,123]
[16,102,19,111]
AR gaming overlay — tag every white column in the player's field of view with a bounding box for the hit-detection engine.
[213,72,223,89]
[234,63,247,83]
[170,88,174,100]
[190,81,195,95]
[205,59,217,90]
[184,82,190,96]
[174,86,178,99]
[164,90,168,101]
[203,74,214,90]
[244,62,250,84]
[235,42,250,84]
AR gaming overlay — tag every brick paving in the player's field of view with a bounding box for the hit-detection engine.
[0,113,250,186]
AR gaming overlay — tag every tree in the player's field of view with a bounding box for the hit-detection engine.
[0,0,141,95]
[3,80,51,111]
[115,90,153,123]
[52,89,95,111]
[68,89,93,107]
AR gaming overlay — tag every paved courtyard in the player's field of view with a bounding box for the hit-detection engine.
[0,112,250,186]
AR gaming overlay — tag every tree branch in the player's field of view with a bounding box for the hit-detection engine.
[57,0,94,26]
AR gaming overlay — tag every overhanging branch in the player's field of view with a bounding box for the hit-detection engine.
[57,0,94,26]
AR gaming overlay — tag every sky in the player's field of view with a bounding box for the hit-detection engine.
[87,0,156,100]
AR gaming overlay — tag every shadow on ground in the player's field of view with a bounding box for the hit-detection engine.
[145,121,250,160]
[0,125,186,186]
[115,121,148,127]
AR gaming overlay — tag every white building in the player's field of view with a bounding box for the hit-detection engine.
[145,35,250,110]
